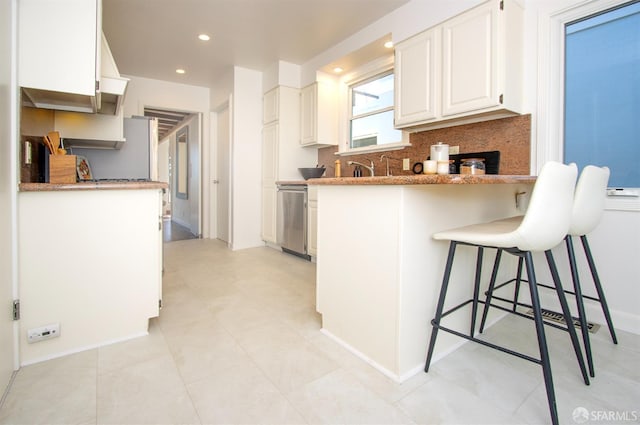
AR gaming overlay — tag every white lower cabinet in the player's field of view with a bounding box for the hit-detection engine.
[261,122,278,243]
[307,185,318,257]
[394,0,523,130]
[18,188,163,364]
[261,184,278,243]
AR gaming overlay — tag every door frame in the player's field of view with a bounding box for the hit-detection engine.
[212,95,233,246]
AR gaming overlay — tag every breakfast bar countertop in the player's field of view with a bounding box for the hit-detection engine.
[308,174,536,185]
[19,181,169,192]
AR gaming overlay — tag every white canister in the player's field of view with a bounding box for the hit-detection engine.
[431,142,449,162]
[436,161,450,175]
[423,160,437,174]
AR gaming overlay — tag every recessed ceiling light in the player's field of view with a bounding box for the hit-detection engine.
[198,34,210,41]
[384,41,394,49]
[333,67,343,73]
[176,69,186,74]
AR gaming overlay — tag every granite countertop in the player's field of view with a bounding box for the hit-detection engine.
[19,181,169,192]
[275,180,309,186]
[307,174,537,185]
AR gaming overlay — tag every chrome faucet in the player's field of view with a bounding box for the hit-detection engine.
[347,160,375,177]
[380,155,391,176]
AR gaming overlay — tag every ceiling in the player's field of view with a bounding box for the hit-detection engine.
[102,0,410,88]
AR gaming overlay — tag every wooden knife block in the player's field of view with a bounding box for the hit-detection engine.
[49,155,77,184]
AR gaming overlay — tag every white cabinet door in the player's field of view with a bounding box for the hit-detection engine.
[300,81,338,146]
[263,88,279,124]
[261,123,278,243]
[394,27,440,126]
[441,0,499,117]
[307,185,318,257]
[262,123,278,183]
[261,185,277,243]
[300,83,317,146]
[19,0,100,111]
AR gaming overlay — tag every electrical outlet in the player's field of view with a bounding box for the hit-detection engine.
[27,323,60,343]
[403,158,410,170]
[24,141,32,165]
[449,145,460,155]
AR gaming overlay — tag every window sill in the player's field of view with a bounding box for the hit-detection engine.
[605,195,640,212]
[335,142,411,157]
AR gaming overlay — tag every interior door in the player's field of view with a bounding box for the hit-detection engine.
[216,102,231,244]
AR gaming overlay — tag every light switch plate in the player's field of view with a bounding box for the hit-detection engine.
[450,146,460,155]
[403,158,410,170]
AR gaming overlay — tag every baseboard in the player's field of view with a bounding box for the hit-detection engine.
[0,370,18,410]
[19,331,149,367]
[537,291,640,336]
[320,328,406,382]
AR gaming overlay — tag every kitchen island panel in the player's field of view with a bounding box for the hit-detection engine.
[18,189,162,365]
[316,182,534,381]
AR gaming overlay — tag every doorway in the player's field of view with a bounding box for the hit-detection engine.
[145,107,201,239]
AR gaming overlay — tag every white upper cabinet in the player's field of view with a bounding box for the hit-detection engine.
[395,0,523,130]
[19,0,101,113]
[394,27,440,127]
[300,80,338,147]
[263,88,279,124]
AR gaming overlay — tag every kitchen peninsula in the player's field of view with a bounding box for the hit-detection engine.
[309,174,535,382]
[18,181,166,365]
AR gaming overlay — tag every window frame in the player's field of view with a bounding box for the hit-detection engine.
[336,55,410,156]
[539,0,639,211]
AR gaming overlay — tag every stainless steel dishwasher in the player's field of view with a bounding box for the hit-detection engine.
[277,184,310,260]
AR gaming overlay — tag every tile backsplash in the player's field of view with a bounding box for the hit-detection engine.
[318,114,531,177]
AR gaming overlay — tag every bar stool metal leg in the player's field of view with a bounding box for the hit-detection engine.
[566,236,595,377]
[470,247,484,338]
[479,248,503,333]
[545,250,590,386]
[581,235,618,344]
[425,241,457,372]
[523,251,559,425]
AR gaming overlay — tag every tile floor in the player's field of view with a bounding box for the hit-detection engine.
[163,219,197,243]
[1,239,638,424]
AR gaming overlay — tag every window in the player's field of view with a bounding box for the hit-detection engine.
[564,1,640,188]
[349,71,402,149]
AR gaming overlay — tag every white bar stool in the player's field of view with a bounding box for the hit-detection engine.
[479,165,617,378]
[424,161,589,425]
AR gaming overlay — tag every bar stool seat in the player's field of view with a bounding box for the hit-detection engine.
[424,161,589,425]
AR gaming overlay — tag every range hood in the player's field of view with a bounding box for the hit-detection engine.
[96,33,128,116]
[20,33,128,116]
[97,75,129,115]
[21,87,97,114]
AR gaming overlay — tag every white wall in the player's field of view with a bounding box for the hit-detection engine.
[263,60,302,92]
[230,67,263,250]
[0,0,18,392]
[121,75,210,237]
